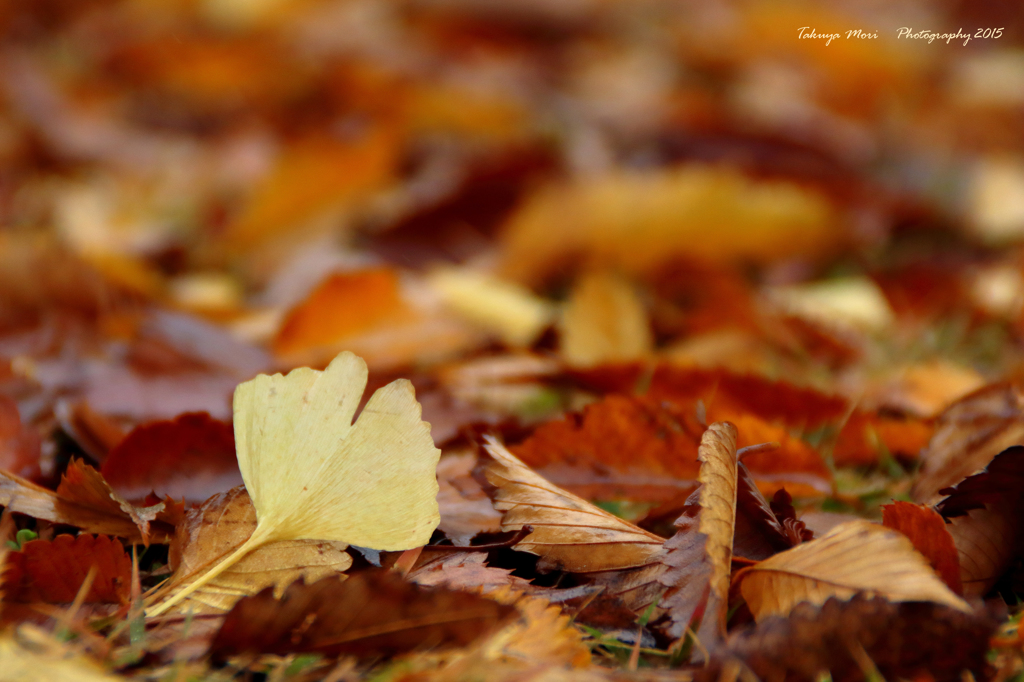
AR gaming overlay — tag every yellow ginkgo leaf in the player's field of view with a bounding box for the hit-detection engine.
[148,351,441,616]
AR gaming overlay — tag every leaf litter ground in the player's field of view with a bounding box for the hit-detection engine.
[3,1,1024,681]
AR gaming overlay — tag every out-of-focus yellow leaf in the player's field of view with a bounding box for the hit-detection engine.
[0,626,125,682]
[560,270,652,367]
[499,166,839,285]
[223,128,399,251]
[764,277,894,334]
[428,267,554,347]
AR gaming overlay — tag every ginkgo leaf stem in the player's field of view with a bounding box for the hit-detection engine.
[146,527,271,617]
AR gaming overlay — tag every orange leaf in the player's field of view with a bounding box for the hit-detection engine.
[881,501,962,595]
[273,269,410,359]
[223,129,398,251]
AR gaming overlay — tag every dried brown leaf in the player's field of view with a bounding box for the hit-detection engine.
[481,436,665,573]
[701,595,996,682]
[436,453,503,546]
[0,396,41,480]
[913,381,1024,502]
[409,552,532,592]
[208,571,516,659]
[735,520,970,621]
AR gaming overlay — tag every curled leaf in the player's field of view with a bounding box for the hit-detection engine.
[481,436,664,573]
[935,445,1024,597]
[657,423,739,645]
[735,520,971,621]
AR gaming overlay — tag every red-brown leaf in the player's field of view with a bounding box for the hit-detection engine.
[3,534,131,604]
[881,501,962,594]
[209,571,516,659]
[100,412,239,504]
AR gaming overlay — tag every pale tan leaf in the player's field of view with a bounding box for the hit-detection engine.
[156,487,351,615]
[946,504,1017,598]
[482,436,665,573]
[559,271,652,367]
[409,552,531,592]
[912,381,1024,502]
[428,267,555,347]
[736,520,971,621]
[0,625,126,682]
[932,447,1024,597]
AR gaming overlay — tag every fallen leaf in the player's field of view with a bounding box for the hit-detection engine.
[3,534,130,604]
[57,460,181,545]
[436,453,503,546]
[0,460,178,544]
[559,271,653,367]
[935,445,1024,597]
[568,365,850,428]
[54,400,126,464]
[481,436,665,573]
[149,351,440,615]
[153,487,352,615]
[0,395,41,480]
[735,520,971,621]
[656,422,738,645]
[409,552,531,592]
[100,412,240,504]
[273,268,412,359]
[734,467,810,561]
[763,277,894,334]
[208,571,516,659]
[222,129,398,251]
[834,411,934,466]
[499,167,840,285]
[913,381,1024,502]
[702,595,996,682]
[510,392,831,500]
[509,394,702,501]
[428,267,554,347]
[460,586,594,671]
[0,624,127,681]
[881,501,962,594]
[874,360,986,419]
